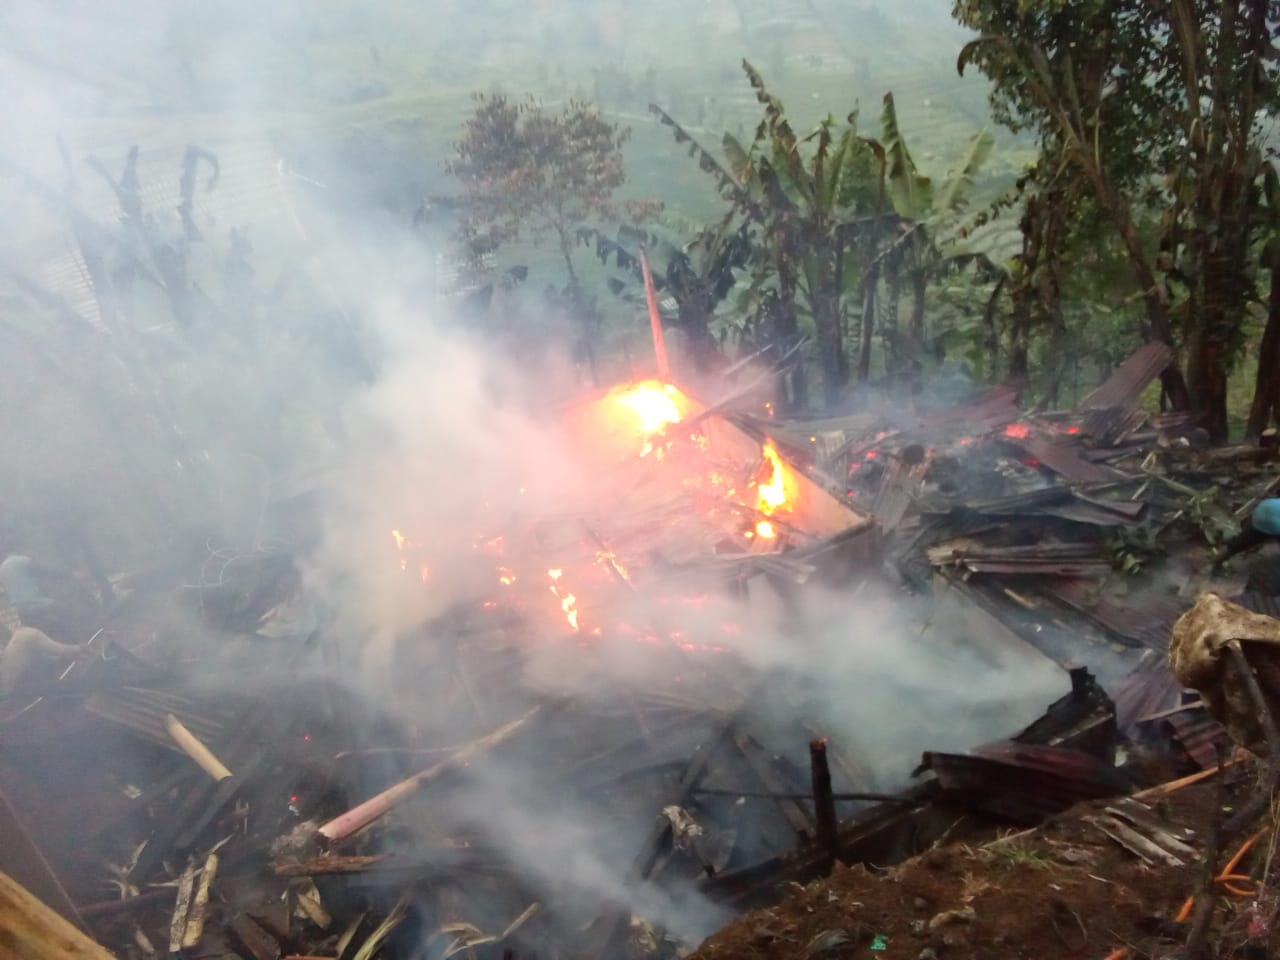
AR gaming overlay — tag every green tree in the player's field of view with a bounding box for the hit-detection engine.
[591,215,753,374]
[954,0,1280,439]
[652,63,994,408]
[447,94,631,375]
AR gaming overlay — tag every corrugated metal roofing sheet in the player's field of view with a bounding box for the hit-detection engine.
[921,744,1128,824]
[1009,433,1118,485]
[1043,578,1187,652]
[1079,342,1173,411]
[1111,662,1185,733]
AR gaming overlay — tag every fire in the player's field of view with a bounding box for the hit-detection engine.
[547,568,580,632]
[391,529,407,550]
[612,380,685,435]
[1004,422,1031,439]
[753,442,790,539]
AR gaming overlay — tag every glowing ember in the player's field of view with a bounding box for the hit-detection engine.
[1004,422,1031,439]
[498,567,517,586]
[612,380,685,434]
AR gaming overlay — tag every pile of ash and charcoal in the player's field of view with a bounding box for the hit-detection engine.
[5,345,1280,960]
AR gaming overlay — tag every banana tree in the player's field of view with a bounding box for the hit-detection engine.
[856,94,997,376]
[1247,160,1280,437]
[590,214,753,372]
[718,62,898,405]
[651,62,994,405]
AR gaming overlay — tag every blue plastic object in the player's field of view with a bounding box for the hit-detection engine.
[1252,498,1280,536]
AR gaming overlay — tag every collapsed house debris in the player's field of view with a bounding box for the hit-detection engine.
[3,342,1280,959]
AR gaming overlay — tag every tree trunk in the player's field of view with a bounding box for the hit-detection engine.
[556,227,597,385]
[677,291,724,375]
[767,291,806,411]
[1086,170,1193,410]
[909,268,926,352]
[981,275,1006,381]
[857,265,879,382]
[1246,264,1280,438]
[807,257,849,408]
[883,265,901,374]
[1185,300,1233,443]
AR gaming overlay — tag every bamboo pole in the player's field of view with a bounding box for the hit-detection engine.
[0,869,117,960]
[165,714,233,781]
[318,706,542,843]
[639,247,670,380]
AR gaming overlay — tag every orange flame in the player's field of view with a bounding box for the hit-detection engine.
[612,380,685,434]
[753,442,789,539]
[547,569,581,632]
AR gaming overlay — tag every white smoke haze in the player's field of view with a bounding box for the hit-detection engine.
[0,1,1079,953]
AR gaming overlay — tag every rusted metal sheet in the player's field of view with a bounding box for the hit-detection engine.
[1009,433,1118,485]
[1031,501,1140,526]
[870,456,928,533]
[919,744,1129,824]
[1010,666,1118,760]
[928,540,1110,577]
[1110,663,1186,732]
[1043,578,1186,652]
[916,385,1022,434]
[1156,710,1231,770]
[1237,591,1280,620]
[1078,342,1174,411]
[1081,407,1148,447]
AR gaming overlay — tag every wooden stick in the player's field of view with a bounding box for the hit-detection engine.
[0,869,116,960]
[181,850,219,949]
[639,246,670,380]
[317,706,541,843]
[165,714,232,782]
[1131,752,1247,799]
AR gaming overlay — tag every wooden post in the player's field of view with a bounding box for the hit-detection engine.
[639,246,670,381]
[809,738,839,855]
[0,869,116,959]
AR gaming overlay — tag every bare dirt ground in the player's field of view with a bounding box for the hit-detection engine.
[690,770,1278,960]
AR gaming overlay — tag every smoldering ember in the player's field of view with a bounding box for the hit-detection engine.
[3,3,1280,960]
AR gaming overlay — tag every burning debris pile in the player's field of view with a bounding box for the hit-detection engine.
[3,346,1280,959]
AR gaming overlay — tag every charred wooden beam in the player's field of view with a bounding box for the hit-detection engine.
[581,708,740,958]
[809,739,838,855]
[733,731,814,840]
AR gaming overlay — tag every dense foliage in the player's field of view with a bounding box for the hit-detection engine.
[954,0,1280,439]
